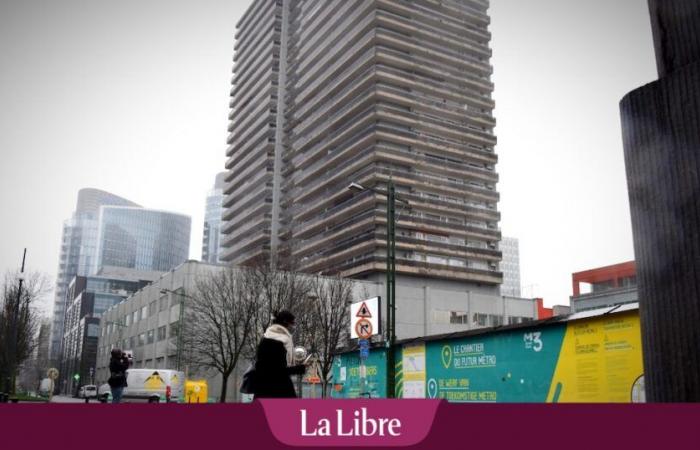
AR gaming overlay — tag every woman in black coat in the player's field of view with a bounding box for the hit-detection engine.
[253,310,306,398]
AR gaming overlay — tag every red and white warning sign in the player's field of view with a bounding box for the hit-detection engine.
[356,302,372,318]
[350,297,381,339]
[355,318,373,339]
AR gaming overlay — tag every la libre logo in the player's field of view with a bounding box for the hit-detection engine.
[300,407,402,437]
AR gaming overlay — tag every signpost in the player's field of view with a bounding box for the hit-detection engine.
[350,297,381,397]
[350,297,380,339]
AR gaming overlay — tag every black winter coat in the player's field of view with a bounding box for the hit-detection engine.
[108,357,129,388]
[253,338,305,398]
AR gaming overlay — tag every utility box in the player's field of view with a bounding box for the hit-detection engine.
[184,380,208,403]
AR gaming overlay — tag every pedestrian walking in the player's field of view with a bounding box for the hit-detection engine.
[252,310,307,398]
[108,349,129,403]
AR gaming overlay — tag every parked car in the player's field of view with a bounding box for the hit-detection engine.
[78,385,97,399]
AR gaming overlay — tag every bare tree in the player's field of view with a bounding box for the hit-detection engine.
[242,260,312,360]
[0,271,51,394]
[304,275,354,397]
[181,267,257,402]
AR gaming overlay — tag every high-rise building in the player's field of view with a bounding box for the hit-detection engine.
[223,0,502,290]
[499,237,521,297]
[93,206,191,273]
[50,189,139,361]
[50,190,192,362]
[202,172,226,263]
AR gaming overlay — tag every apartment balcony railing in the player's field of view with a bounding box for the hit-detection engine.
[376,11,490,68]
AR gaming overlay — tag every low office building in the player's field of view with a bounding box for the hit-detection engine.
[570,261,637,313]
[95,261,225,398]
[97,261,540,401]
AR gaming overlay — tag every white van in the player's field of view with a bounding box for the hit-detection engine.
[122,369,185,403]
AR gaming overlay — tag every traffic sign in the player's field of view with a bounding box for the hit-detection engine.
[359,338,369,350]
[350,297,381,339]
[355,318,373,339]
[356,302,372,318]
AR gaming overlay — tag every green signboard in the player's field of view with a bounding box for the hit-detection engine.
[332,348,387,399]
[333,311,644,402]
[424,324,565,402]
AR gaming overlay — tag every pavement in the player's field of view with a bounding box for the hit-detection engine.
[50,395,99,404]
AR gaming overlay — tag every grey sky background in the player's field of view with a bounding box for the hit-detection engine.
[0,0,656,315]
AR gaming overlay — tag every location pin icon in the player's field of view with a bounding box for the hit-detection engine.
[427,378,438,399]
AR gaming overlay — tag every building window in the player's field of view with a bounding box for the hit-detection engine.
[450,311,469,324]
[432,310,469,325]
[137,333,145,347]
[473,313,488,326]
[149,301,157,317]
[145,359,152,367]
[156,357,164,369]
[129,336,135,349]
[489,315,503,327]
[157,326,166,341]
[169,322,179,339]
[147,329,155,344]
[141,306,148,320]
[132,311,138,324]
[159,295,169,312]
[125,314,131,326]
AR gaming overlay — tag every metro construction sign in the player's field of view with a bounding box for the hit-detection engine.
[350,296,381,339]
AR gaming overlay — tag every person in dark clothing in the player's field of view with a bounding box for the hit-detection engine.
[253,310,306,398]
[108,348,129,404]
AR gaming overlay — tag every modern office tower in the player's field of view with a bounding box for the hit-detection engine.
[50,190,192,362]
[499,237,521,297]
[50,189,139,361]
[202,172,227,263]
[620,0,700,401]
[93,206,191,273]
[223,1,501,288]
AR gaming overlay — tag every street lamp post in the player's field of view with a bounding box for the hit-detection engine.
[7,249,26,395]
[348,181,407,398]
[160,288,191,373]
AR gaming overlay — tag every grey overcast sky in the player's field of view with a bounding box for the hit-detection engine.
[0,0,656,314]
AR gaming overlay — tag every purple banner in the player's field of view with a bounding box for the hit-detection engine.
[259,399,439,446]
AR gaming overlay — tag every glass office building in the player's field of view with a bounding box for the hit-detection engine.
[94,206,191,273]
[50,189,139,361]
[202,172,226,263]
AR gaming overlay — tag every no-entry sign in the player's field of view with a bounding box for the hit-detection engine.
[350,297,381,339]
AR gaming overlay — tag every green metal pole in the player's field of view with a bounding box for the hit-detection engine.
[386,181,396,398]
[176,291,185,372]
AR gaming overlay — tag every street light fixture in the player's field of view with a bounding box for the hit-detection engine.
[160,288,193,372]
[347,180,408,398]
